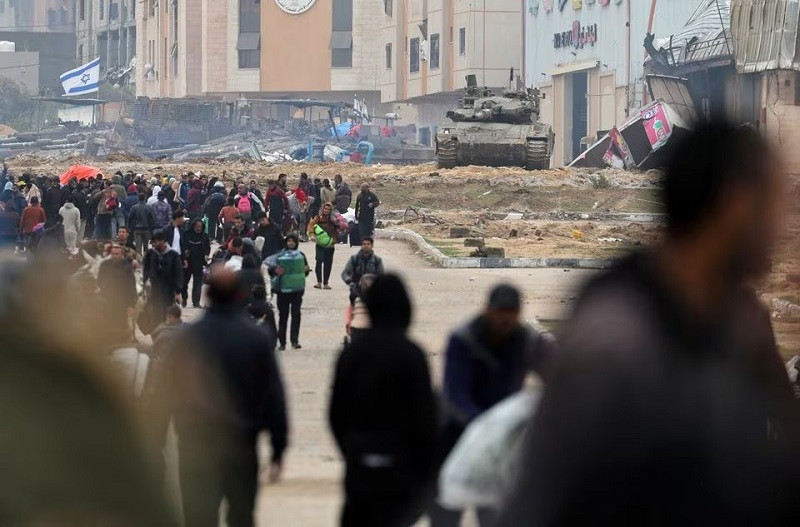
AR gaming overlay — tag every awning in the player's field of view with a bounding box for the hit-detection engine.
[550,60,599,76]
[237,32,261,51]
[330,31,353,50]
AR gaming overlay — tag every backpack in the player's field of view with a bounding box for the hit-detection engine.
[314,224,334,248]
[237,194,252,213]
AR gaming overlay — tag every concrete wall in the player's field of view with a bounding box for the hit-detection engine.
[136,1,161,97]
[202,0,228,94]
[331,0,383,92]
[0,51,39,93]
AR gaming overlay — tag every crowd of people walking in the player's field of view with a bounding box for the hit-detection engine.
[3,121,800,527]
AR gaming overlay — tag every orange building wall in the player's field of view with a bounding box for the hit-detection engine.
[260,2,331,91]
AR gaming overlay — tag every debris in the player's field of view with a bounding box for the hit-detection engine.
[571,229,584,240]
[450,227,471,238]
[485,247,506,258]
[571,96,696,170]
[464,238,486,248]
[598,237,623,243]
[509,229,518,238]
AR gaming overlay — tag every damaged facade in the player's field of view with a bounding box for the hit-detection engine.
[524,0,699,165]
[75,0,137,89]
[731,0,800,172]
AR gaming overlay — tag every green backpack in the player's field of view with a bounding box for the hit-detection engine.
[314,224,334,248]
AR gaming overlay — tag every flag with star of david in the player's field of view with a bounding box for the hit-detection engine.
[60,58,101,96]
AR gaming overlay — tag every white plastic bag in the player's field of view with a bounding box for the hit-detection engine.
[109,346,151,398]
[439,388,541,509]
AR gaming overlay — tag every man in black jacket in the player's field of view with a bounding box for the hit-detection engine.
[142,231,183,333]
[156,269,288,527]
[341,237,385,305]
[252,212,283,260]
[43,177,63,227]
[127,192,155,257]
[181,219,211,308]
[329,274,437,527]
[160,210,186,255]
[354,184,381,240]
[333,174,352,214]
[203,182,227,242]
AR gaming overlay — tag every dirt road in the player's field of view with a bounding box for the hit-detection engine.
[207,239,590,526]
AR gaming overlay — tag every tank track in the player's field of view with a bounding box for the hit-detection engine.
[437,138,458,169]
[525,139,550,170]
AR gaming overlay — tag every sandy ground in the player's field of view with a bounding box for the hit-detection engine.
[170,239,590,526]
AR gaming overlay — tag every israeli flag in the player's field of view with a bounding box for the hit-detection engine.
[60,58,101,96]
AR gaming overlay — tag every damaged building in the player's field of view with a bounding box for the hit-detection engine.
[731,0,800,172]
[524,0,699,166]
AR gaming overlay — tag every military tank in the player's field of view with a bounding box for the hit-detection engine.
[436,73,554,170]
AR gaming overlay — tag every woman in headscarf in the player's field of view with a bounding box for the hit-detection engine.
[147,186,161,206]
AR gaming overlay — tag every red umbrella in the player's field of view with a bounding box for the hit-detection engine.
[60,164,103,185]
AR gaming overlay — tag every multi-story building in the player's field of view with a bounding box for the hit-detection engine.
[75,0,137,80]
[136,0,384,112]
[6,0,75,33]
[0,1,76,94]
[380,0,524,145]
[524,0,699,165]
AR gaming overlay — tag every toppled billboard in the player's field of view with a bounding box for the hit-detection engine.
[571,76,699,169]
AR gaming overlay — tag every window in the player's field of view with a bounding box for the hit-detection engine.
[419,127,431,146]
[410,37,420,73]
[385,43,392,69]
[238,0,261,69]
[110,2,119,20]
[0,1,5,14]
[78,44,84,62]
[430,33,440,70]
[331,0,353,68]
[47,9,57,27]
[171,43,178,78]
[459,28,466,55]
[237,33,261,68]
[332,47,352,68]
[99,0,104,19]
[384,0,392,16]
[60,6,69,25]
[79,0,85,20]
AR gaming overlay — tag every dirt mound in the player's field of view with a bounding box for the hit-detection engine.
[0,124,17,138]
[104,152,144,163]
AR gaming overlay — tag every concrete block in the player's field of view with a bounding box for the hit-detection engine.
[484,247,506,258]
[449,227,471,238]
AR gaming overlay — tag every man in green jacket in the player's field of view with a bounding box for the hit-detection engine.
[266,233,311,350]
